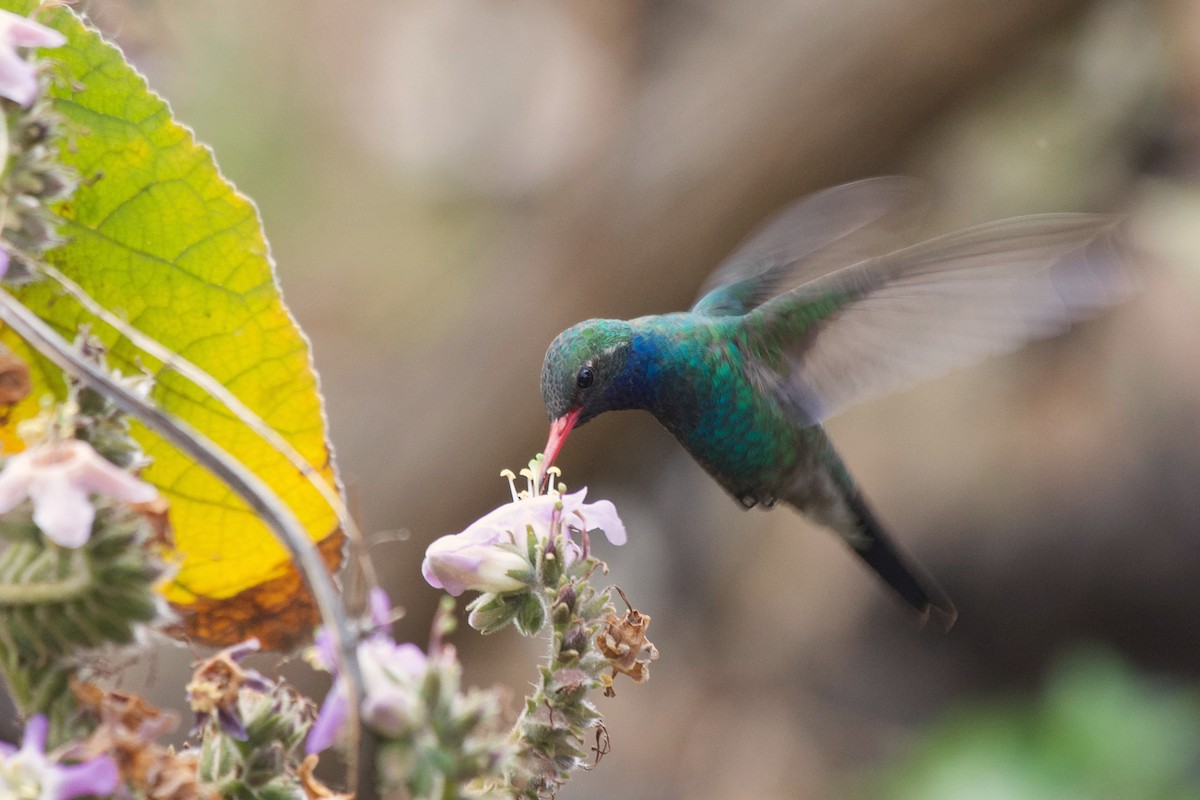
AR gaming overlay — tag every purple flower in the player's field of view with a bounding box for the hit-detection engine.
[309,586,394,675]
[0,10,65,107]
[306,680,349,755]
[307,590,430,753]
[358,638,427,737]
[0,439,158,548]
[0,715,120,800]
[187,638,274,741]
[366,585,392,630]
[422,486,626,597]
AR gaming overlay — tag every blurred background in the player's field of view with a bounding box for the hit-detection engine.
[81,0,1200,797]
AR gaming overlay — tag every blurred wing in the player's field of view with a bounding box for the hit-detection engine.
[691,177,926,316]
[753,214,1133,424]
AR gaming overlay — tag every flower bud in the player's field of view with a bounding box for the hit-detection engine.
[551,582,576,626]
[555,583,576,613]
[466,593,524,635]
[561,623,587,658]
[18,118,48,147]
[421,532,531,597]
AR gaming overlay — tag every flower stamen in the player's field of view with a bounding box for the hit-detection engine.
[500,469,518,502]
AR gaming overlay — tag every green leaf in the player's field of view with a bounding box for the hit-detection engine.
[0,1,342,648]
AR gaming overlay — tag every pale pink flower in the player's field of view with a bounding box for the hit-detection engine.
[421,516,532,597]
[0,10,65,107]
[558,486,627,545]
[0,439,158,548]
[306,589,429,753]
[422,485,626,597]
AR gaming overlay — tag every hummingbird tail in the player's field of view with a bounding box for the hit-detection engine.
[842,490,957,632]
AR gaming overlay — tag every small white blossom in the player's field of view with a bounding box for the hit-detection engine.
[0,439,158,548]
[422,461,626,597]
[421,521,532,597]
[0,10,65,107]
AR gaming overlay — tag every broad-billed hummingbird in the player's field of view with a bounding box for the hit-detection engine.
[538,178,1129,630]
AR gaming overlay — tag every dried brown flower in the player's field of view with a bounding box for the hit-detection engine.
[73,681,214,800]
[595,587,659,697]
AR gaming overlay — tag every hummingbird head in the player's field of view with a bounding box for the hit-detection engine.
[539,318,634,474]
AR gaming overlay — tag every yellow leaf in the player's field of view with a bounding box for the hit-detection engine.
[0,2,343,649]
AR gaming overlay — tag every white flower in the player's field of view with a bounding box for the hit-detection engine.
[0,10,65,107]
[421,461,626,597]
[0,439,158,548]
[421,518,532,597]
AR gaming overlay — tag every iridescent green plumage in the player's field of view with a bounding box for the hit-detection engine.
[540,178,1132,629]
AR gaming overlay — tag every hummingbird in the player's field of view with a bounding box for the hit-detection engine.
[538,178,1129,630]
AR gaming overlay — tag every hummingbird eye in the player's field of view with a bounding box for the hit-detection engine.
[575,366,595,389]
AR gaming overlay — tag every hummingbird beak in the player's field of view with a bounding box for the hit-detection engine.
[539,406,582,491]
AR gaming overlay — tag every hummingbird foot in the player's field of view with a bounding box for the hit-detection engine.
[738,493,778,510]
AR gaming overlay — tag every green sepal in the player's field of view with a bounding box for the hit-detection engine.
[197,678,312,800]
[514,594,546,637]
[467,591,526,635]
[525,526,539,567]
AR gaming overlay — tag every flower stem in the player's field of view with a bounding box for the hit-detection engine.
[506,565,615,798]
